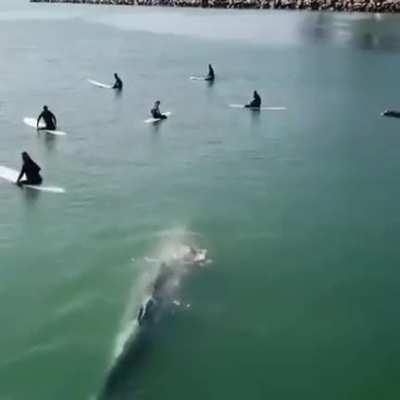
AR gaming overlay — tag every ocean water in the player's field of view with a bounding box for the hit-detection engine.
[1,1,400,399]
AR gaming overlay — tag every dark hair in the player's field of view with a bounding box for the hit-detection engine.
[22,151,31,163]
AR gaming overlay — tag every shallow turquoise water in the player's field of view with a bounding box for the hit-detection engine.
[1,2,400,399]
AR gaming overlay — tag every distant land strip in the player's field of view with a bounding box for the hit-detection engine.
[30,0,400,13]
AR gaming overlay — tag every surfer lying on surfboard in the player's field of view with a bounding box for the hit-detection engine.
[37,105,57,131]
[151,100,168,120]
[16,152,42,186]
[113,73,123,90]
[382,109,400,118]
[245,91,262,109]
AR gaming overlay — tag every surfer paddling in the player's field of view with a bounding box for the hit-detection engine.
[16,152,42,186]
[112,73,123,90]
[37,105,57,131]
[151,100,168,120]
[245,91,262,109]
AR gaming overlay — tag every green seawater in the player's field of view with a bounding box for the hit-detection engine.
[1,2,400,399]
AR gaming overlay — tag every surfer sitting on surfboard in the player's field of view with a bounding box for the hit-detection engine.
[112,73,123,90]
[37,106,57,131]
[245,91,261,109]
[151,100,167,120]
[205,64,215,81]
[16,152,42,186]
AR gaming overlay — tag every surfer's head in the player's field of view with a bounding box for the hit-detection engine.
[114,73,118,79]
[43,105,48,111]
[21,151,30,163]
[155,100,161,106]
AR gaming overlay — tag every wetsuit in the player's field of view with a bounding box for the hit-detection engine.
[17,159,42,185]
[113,77,123,90]
[205,65,215,81]
[151,106,167,120]
[38,110,57,130]
[383,110,400,118]
[246,92,262,109]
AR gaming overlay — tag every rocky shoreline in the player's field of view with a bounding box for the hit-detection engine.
[30,0,400,13]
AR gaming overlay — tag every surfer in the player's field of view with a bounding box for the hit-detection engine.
[16,152,42,186]
[113,73,123,90]
[37,106,57,131]
[382,110,400,118]
[151,101,167,120]
[245,91,262,109]
[205,64,215,81]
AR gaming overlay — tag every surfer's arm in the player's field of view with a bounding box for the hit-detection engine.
[112,79,121,89]
[16,166,25,184]
[37,113,43,129]
[52,113,57,128]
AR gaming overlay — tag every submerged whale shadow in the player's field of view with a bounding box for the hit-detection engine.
[99,322,158,399]
[99,263,185,399]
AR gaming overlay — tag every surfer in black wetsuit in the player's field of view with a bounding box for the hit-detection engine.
[113,73,123,90]
[382,110,400,118]
[151,101,167,120]
[205,64,215,81]
[16,152,42,186]
[245,91,262,109]
[37,106,57,131]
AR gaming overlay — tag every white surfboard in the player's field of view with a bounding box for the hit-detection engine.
[229,104,287,111]
[23,118,67,137]
[0,166,65,193]
[144,111,172,124]
[88,79,113,89]
[190,76,206,81]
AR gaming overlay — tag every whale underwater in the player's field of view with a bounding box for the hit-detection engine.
[98,247,207,399]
